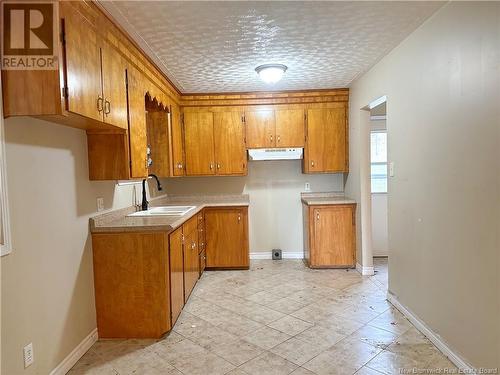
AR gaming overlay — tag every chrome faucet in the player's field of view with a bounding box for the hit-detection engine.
[141,174,163,211]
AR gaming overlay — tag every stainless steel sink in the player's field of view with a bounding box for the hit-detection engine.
[127,205,196,217]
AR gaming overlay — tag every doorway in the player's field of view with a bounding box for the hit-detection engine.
[369,99,388,289]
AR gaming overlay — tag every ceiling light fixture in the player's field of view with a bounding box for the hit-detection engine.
[255,64,287,84]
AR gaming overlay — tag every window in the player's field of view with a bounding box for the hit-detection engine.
[370,131,387,193]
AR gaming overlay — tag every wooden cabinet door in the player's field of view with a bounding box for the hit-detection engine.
[184,230,199,302]
[305,108,347,173]
[63,8,102,122]
[101,45,128,129]
[171,104,185,176]
[169,228,184,325]
[126,68,148,178]
[245,110,275,148]
[311,205,355,267]
[205,208,249,269]
[184,112,215,175]
[275,109,305,147]
[214,112,247,175]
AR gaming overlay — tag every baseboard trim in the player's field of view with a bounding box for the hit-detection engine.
[49,329,98,375]
[250,252,303,260]
[356,263,375,276]
[386,292,474,372]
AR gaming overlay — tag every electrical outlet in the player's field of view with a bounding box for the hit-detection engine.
[24,343,34,368]
[304,182,311,192]
[96,197,104,212]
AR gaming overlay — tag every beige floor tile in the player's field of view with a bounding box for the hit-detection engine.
[168,348,235,375]
[294,324,346,349]
[354,366,385,374]
[266,297,309,314]
[290,367,318,375]
[291,304,334,323]
[349,325,399,349]
[386,327,441,362]
[239,351,299,375]
[217,312,265,335]
[365,350,422,375]
[244,326,291,350]
[271,337,329,366]
[268,315,314,336]
[303,337,382,375]
[367,308,413,335]
[316,314,365,336]
[210,338,264,366]
[245,290,283,305]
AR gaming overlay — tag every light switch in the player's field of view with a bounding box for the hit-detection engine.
[389,162,395,177]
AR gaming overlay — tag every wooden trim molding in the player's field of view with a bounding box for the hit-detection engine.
[180,89,349,107]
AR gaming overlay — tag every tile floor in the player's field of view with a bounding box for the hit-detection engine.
[70,258,457,375]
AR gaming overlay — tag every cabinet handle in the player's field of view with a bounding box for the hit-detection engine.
[176,162,183,169]
[311,161,315,167]
[238,214,241,222]
[191,242,196,250]
[270,135,273,143]
[217,163,221,169]
[316,213,320,220]
[209,163,214,170]
[277,135,281,143]
[104,100,111,115]
[97,96,104,112]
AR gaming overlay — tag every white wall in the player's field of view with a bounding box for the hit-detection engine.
[346,2,499,368]
[1,117,140,375]
[163,160,344,253]
[371,193,388,256]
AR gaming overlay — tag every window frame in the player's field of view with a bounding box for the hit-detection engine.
[370,130,388,194]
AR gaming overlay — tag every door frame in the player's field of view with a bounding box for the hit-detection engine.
[357,95,387,275]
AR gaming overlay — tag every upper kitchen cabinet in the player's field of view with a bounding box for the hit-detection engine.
[184,112,216,175]
[275,108,305,148]
[303,105,348,173]
[100,42,128,129]
[245,107,305,148]
[213,111,246,175]
[2,2,129,132]
[245,109,275,148]
[183,109,246,176]
[63,7,102,123]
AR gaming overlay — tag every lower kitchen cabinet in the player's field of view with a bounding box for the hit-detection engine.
[169,227,185,326]
[204,207,249,269]
[92,232,171,338]
[303,204,356,268]
[183,227,199,302]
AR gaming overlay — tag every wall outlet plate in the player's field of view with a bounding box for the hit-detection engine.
[304,182,311,192]
[389,162,395,177]
[97,197,104,212]
[272,249,282,260]
[24,343,34,368]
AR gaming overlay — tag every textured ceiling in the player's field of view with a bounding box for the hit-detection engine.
[101,1,444,93]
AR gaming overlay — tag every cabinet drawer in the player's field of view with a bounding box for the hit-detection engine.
[183,214,198,236]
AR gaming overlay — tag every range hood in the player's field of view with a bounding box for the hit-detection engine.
[248,148,303,161]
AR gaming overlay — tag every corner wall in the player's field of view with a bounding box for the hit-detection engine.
[346,2,500,368]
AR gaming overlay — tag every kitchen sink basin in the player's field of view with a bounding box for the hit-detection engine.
[128,205,196,217]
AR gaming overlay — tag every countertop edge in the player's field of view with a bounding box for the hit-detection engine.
[90,200,249,234]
